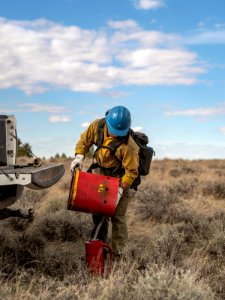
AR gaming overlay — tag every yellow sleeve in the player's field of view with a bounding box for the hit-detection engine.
[116,137,139,186]
[75,119,99,155]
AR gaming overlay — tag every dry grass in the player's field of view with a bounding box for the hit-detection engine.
[1,158,225,299]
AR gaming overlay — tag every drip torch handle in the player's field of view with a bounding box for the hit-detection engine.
[102,242,113,266]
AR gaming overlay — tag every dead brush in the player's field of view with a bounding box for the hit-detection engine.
[130,265,214,300]
[201,179,225,199]
[0,226,46,275]
[149,212,225,299]
[169,168,182,177]
[130,214,224,269]
[14,188,48,209]
[146,224,193,267]
[168,178,197,198]
[199,263,225,299]
[41,243,85,278]
[169,165,198,177]
[207,231,225,262]
[59,180,71,191]
[63,263,215,300]
[0,263,213,300]
[2,215,32,232]
[17,230,46,268]
[134,182,193,223]
[30,210,92,242]
[195,244,225,298]
[206,159,225,170]
[0,228,18,275]
[40,195,68,214]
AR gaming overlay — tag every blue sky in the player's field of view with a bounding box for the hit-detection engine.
[0,0,225,159]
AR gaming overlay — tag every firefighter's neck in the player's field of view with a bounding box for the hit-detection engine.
[107,129,117,138]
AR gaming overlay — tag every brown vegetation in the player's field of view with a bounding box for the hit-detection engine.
[1,158,225,299]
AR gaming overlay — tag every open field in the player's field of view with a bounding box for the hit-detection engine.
[1,158,225,299]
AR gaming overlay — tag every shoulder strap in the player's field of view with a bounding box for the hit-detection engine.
[107,137,127,154]
[95,118,106,151]
[95,118,128,155]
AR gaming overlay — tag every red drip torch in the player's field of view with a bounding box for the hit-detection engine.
[85,217,113,275]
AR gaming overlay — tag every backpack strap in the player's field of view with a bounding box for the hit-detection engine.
[95,118,106,151]
[94,118,128,156]
[87,118,128,174]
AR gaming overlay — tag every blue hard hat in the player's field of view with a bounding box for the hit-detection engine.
[106,106,131,136]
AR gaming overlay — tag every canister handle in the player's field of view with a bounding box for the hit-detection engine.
[102,242,113,269]
[67,170,77,210]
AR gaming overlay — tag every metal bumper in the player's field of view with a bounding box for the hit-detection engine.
[0,163,65,189]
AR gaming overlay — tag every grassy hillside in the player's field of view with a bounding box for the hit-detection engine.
[1,158,225,299]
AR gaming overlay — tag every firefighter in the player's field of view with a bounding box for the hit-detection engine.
[70,106,139,256]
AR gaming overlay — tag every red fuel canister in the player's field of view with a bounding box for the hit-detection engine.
[85,239,113,275]
[67,171,119,217]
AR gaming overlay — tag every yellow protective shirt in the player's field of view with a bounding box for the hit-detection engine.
[75,119,139,186]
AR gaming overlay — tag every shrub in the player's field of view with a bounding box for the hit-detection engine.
[202,180,225,199]
[14,189,48,209]
[134,183,193,223]
[169,168,182,177]
[30,210,92,242]
[41,243,85,278]
[169,179,197,198]
[131,265,214,300]
[149,224,188,266]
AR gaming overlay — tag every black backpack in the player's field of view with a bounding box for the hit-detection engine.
[89,118,155,190]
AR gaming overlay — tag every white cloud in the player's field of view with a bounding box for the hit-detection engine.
[150,19,157,24]
[132,126,143,132]
[197,22,205,28]
[220,127,225,135]
[0,17,204,95]
[48,115,71,123]
[155,142,225,159]
[81,122,90,128]
[214,23,225,29]
[184,29,225,45]
[110,28,178,47]
[165,104,225,116]
[17,103,68,113]
[134,0,164,10]
[108,20,139,30]
[0,107,22,114]
[101,90,130,99]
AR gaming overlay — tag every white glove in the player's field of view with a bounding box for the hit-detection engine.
[70,154,84,173]
[116,186,123,206]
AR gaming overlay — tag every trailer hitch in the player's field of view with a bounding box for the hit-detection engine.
[0,208,34,221]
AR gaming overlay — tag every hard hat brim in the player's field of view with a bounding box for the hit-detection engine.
[106,120,129,137]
